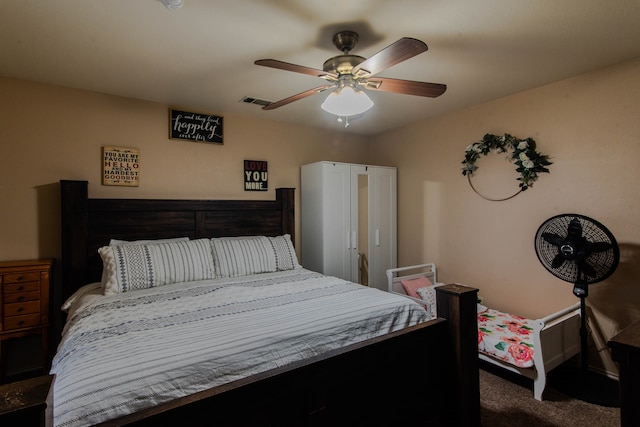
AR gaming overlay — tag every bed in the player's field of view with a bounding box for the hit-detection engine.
[387,263,582,401]
[49,180,481,427]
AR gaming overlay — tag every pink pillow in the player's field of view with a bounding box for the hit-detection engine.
[400,276,434,298]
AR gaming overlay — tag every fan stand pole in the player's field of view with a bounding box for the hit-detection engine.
[573,279,589,373]
[579,295,588,372]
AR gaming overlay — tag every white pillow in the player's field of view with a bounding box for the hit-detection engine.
[416,286,437,317]
[211,236,277,278]
[109,237,189,246]
[268,234,301,271]
[210,234,300,278]
[101,237,190,287]
[99,238,215,294]
[61,282,102,313]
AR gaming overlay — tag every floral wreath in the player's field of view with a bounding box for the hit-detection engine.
[461,133,552,199]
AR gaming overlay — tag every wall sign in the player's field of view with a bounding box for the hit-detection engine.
[169,108,223,144]
[244,160,268,191]
[102,146,140,187]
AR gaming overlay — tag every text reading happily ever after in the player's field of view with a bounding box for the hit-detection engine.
[169,109,223,144]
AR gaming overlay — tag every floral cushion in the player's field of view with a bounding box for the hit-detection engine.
[478,308,535,368]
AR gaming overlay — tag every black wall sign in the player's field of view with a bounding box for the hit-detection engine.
[169,109,223,144]
[244,160,268,191]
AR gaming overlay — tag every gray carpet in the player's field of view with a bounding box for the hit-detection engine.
[480,367,620,426]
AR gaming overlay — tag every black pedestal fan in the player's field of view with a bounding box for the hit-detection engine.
[535,214,619,370]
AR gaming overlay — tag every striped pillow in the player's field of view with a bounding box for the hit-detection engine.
[211,236,277,278]
[211,234,300,278]
[100,237,190,288]
[99,238,215,295]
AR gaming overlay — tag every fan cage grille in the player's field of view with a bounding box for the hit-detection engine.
[534,214,619,284]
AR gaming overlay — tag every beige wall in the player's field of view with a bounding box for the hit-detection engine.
[371,57,640,374]
[0,77,370,264]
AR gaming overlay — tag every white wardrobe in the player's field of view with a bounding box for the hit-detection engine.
[300,161,397,291]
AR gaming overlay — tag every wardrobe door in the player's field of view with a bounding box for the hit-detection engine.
[369,166,397,291]
[301,162,351,281]
[350,165,371,285]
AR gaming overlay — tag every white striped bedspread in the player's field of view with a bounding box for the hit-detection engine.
[50,268,429,426]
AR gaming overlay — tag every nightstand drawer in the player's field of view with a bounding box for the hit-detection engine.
[3,290,39,303]
[4,300,40,317]
[3,272,41,284]
[3,281,40,294]
[3,313,41,330]
[0,258,54,381]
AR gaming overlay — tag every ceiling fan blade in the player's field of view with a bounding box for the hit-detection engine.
[262,85,334,110]
[254,59,337,79]
[363,77,446,97]
[541,232,565,247]
[352,37,428,77]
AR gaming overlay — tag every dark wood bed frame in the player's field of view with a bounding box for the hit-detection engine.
[51,180,480,427]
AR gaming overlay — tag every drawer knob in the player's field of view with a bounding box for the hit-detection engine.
[17,307,24,312]
[17,275,24,281]
[17,320,25,326]
[17,285,24,291]
[17,296,25,301]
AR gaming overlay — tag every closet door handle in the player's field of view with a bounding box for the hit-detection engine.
[352,231,357,250]
[346,232,351,249]
[375,229,380,246]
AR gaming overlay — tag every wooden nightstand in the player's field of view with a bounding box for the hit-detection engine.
[0,259,53,383]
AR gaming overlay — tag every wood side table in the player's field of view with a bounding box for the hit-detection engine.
[0,259,53,383]
[609,319,640,427]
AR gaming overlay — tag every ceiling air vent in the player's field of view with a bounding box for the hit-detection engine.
[240,96,272,107]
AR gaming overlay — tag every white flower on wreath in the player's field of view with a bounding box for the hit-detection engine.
[461,133,552,191]
[519,152,535,169]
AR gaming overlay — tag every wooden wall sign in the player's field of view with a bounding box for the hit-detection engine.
[169,109,223,144]
[102,146,140,186]
[244,160,268,191]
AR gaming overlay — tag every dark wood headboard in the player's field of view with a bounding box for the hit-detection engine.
[60,180,295,303]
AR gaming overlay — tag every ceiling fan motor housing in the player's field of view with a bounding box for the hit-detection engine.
[332,31,359,53]
[323,55,366,75]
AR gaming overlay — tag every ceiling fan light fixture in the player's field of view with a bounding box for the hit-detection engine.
[321,85,374,117]
[161,0,184,10]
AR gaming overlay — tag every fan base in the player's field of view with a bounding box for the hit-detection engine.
[547,362,620,407]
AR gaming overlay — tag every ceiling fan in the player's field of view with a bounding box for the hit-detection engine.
[254,31,447,119]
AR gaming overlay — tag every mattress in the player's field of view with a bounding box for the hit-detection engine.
[478,307,535,368]
[50,268,428,426]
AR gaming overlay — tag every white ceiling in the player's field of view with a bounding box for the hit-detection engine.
[1,0,639,136]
